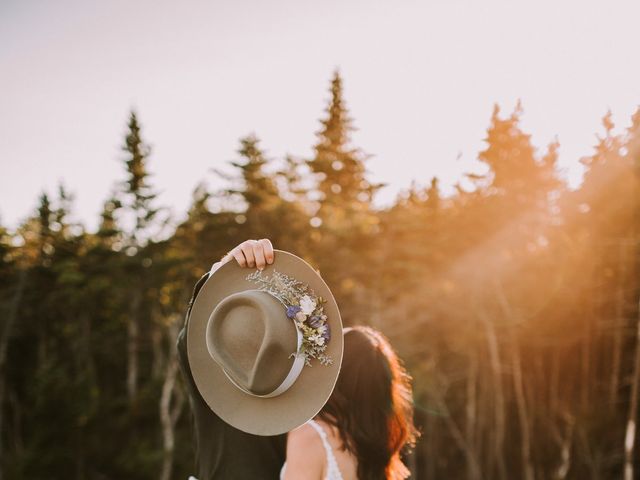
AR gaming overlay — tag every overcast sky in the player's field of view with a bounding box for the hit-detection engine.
[2,0,639,231]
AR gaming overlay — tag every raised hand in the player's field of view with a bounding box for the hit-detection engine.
[211,239,275,275]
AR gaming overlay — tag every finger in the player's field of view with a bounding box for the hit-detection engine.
[253,241,267,270]
[240,241,257,268]
[259,238,274,264]
[219,251,233,264]
[230,247,247,267]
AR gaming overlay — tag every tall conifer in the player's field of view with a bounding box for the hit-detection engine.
[121,110,160,250]
[306,70,384,226]
[118,110,160,404]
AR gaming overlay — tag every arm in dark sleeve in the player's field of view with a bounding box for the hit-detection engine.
[184,272,212,330]
[176,272,211,403]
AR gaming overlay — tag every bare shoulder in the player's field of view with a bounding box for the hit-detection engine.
[287,423,325,457]
[283,423,325,480]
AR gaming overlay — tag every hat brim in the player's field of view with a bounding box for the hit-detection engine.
[187,249,344,436]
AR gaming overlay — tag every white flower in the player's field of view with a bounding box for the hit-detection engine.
[309,334,325,346]
[295,311,307,322]
[299,295,317,315]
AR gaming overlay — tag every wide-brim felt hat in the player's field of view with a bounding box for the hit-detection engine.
[187,249,343,436]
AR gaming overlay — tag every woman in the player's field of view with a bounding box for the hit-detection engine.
[282,325,419,480]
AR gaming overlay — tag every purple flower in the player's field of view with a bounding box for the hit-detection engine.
[286,305,301,319]
[321,323,331,342]
[307,315,323,329]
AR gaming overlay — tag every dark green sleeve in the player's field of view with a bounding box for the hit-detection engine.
[176,272,211,401]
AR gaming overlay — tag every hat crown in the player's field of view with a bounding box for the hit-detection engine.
[206,289,297,396]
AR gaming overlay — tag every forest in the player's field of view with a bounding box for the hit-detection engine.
[1,71,639,479]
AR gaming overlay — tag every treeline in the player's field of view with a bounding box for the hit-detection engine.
[1,71,640,479]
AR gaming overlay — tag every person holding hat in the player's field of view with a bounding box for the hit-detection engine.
[177,238,343,479]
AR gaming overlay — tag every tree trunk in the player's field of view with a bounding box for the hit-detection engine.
[151,314,164,380]
[623,294,640,480]
[610,242,626,410]
[495,283,534,480]
[551,412,574,480]
[550,349,560,420]
[159,320,185,480]
[127,289,141,403]
[508,326,535,480]
[433,392,482,480]
[478,309,507,480]
[75,311,96,480]
[465,348,479,480]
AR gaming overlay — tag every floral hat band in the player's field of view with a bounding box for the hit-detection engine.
[245,269,333,366]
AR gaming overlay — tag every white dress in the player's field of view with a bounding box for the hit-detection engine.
[280,419,345,480]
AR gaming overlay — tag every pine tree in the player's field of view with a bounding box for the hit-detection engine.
[477,102,559,210]
[626,106,640,173]
[426,177,441,213]
[306,70,385,227]
[97,194,122,248]
[172,182,220,276]
[579,110,632,237]
[118,110,161,404]
[622,106,640,480]
[230,133,280,217]
[54,184,75,238]
[34,192,57,265]
[625,107,640,231]
[120,110,160,251]
[215,133,308,249]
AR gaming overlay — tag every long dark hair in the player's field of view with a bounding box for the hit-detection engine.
[318,326,419,480]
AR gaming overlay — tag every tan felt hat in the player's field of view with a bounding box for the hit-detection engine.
[187,249,344,436]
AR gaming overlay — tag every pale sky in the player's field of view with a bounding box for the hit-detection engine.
[2,0,639,231]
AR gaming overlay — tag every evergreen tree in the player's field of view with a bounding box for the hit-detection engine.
[37,192,54,260]
[120,110,161,250]
[239,135,278,199]
[426,176,441,213]
[229,133,280,220]
[215,133,309,252]
[578,110,634,237]
[625,106,640,174]
[117,110,162,405]
[97,193,123,248]
[306,70,385,228]
[476,102,560,211]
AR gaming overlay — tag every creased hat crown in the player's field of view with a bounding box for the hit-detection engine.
[206,289,297,395]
